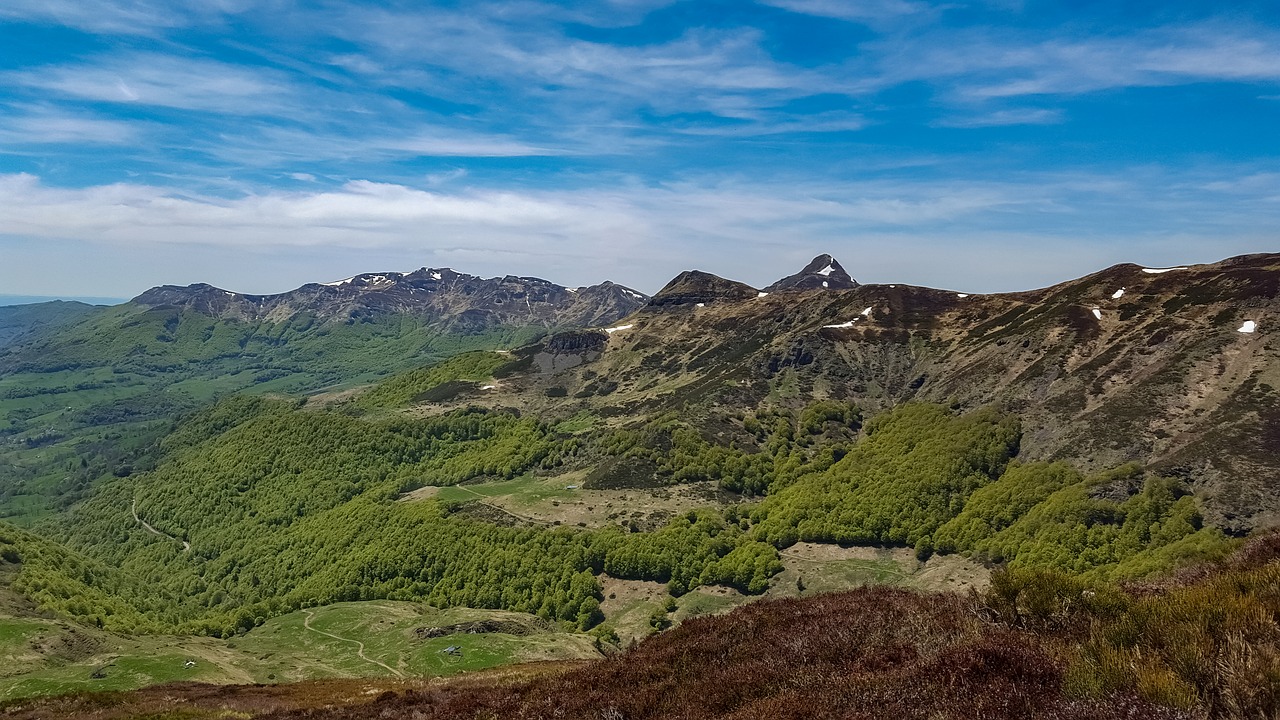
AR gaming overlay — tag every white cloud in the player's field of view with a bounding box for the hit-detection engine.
[758,0,937,23]
[934,107,1063,128]
[4,166,1276,296]
[0,105,141,145]
[0,0,252,34]
[8,53,294,115]
[330,8,851,121]
[882,23,1280,99]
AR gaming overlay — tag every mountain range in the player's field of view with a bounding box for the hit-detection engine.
[379,252,1279,534]
[0,251,1276,716]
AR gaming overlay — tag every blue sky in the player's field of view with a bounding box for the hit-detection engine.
[1,0,1278,298]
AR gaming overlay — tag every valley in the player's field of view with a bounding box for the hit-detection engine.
[0,253,1274,718]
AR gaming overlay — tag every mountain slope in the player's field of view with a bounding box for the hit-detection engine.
[398,253,1280,532]
[0,266,647,524]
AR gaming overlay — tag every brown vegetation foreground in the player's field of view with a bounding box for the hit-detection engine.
[8,535,1280,720]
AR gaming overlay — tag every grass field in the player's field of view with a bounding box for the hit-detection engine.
[408,472,732,531]
[0,601,600,700]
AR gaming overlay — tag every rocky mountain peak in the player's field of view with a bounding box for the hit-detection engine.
[648,270,760,307]
[765,254,858,292]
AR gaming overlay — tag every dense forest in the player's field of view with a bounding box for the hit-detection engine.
[0,351,1233,639]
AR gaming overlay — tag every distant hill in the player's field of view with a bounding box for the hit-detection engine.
[0,295,125,307]
[0,301,101,352]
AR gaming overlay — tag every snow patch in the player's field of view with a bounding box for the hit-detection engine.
[816,264,835,277]
[604,324,633,334]
[757,291,769,298]
[481,385,497,390]
[956,293,968,298]
[695,303,705,308]
[1239,320,1258,334]
[1091,307,1102,320]
[821,281,828,288]
[322,277,355,287]
[430,271,442,280]
[823,320,857,329]
[1111,288,1125,299]
[861,307,873,316]
[566,287,577,293]
[1142,267,1187,274]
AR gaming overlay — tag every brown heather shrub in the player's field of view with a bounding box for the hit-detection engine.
[256,587,1184,720]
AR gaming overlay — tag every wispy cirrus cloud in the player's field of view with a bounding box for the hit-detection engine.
[933,107,1064,128]
[757,0,938,24]
[876,22,1280,99]
[0,104,141,145]
[326,7,849,121]
[8,52,295,115]
[0,0,249,35]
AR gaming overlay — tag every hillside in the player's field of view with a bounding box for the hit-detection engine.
[0,302,100,352]
[0,266,646,524]
[10,534,1280,719]
[409,253,1280,533]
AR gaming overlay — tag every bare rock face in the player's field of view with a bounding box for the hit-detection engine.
[132,268,649,334]
[544,330,609,354]
[765,254,858,292]
[648,271,760,307]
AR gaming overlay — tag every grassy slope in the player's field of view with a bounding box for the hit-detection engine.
[23,535,1274,720]
[0,304,545,525]
[0,601,597,701]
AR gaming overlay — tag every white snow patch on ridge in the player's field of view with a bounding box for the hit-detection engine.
[430,271,442,280]
[1142,267,1187,274]
[323,277,355,287]
[816,264,835,277]
[861,307,873,316]
[757,292,769,298]
[823,320,856,329]
[604,324,633,334]
[695,303,705,308]
[1239,320,1258,333]
[956,293,968,298]
[1112,288,1125,299]
[1092,308,1102,320]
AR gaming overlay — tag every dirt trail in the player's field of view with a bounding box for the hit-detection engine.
[131,498,191,552]
[303,610,404,678]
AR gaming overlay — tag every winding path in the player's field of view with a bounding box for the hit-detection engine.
[303,609,404,678]
[131,498,191,552]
